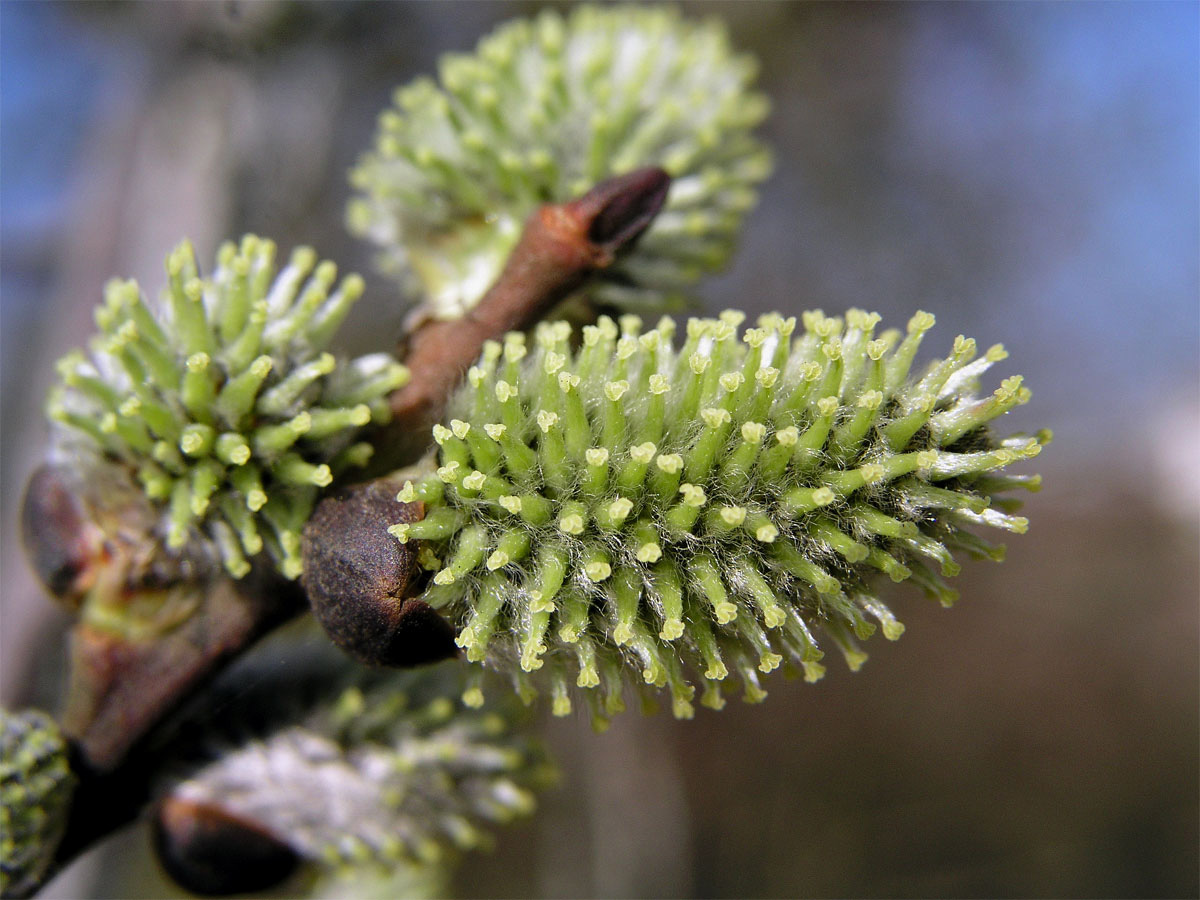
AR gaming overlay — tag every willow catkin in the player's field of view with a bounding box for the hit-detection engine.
[48,235,409,580]
[392,310,1046,725]
[348,4,772,318]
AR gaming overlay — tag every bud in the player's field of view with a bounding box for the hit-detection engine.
[302,480,456,668]
[153,797,299,897]
[21,465,104,606]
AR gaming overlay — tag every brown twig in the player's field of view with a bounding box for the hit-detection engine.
[18,167,670,897]
[387,166,670,455]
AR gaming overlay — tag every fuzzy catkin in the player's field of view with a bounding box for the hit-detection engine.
[48,235,409,580]
[348,4,771,319]
[0,710,75,897]
[393,310,1046,725]
[165,669,550,875]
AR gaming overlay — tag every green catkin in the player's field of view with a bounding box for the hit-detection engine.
[157,668,549,878]
[348,5,771,320]
[398,310,1044,722]
[48,236,408,580]
[1,710,76,898]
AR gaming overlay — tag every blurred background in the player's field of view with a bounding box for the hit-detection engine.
[1,2,1196,897]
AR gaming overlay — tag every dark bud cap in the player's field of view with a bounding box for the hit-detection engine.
[153,796,299,897]
[578,166,670,257]
[301,480,457,668]
[21,464,101,606]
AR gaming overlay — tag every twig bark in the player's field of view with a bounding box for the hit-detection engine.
[387,166,670,458]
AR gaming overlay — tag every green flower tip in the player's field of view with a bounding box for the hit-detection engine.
[48,235,409,580]
[166,672,549,874]
[348,4,771,319]
[1,709,76,898]
[398,309,1045,725]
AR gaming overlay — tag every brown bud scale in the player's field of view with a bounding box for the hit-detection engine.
[302,480,456,668]
[21,465,104,606]
[153,796,299,897]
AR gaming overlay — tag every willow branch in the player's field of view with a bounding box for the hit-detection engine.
[22,167,670,897]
